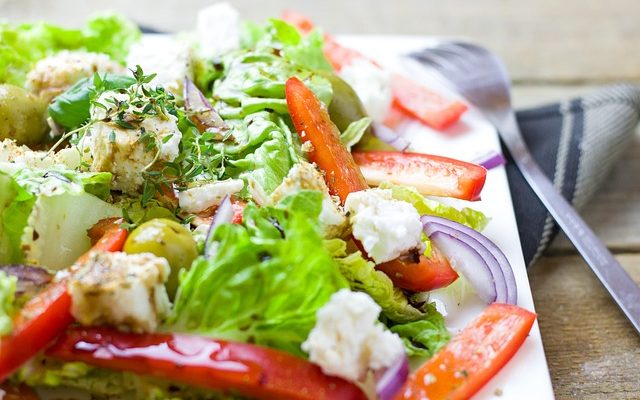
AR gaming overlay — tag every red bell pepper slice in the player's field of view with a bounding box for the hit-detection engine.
[0,224,128,382]
[353,151,487,201]
[47,327,367,400]
[395,303,536,400]
[285,76,369,203]
[285,77,457,292]
[282,11,467,129]
[391,75,468,131]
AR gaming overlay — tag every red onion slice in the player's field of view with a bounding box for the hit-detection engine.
[204,195,234,258]
[422,216,517,304]
[0,265,52,297]
[473,151,506,170]
[374,354,409,400]
[372,123,411,151]
[183,77,228,135]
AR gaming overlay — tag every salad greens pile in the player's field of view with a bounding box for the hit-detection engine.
[0,13,140,86]
[171,191,349,356]
[0,9,496,400]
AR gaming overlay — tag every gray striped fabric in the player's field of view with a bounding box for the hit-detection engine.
[509,84,640,266]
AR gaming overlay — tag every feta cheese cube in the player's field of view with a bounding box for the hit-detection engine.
[87,91,182,194]
[68,251,171,333]
[26,50,125,102]
[339,59,392,123]
[302,289,405,382]
[345,188,425,263]
[178,179,245,213]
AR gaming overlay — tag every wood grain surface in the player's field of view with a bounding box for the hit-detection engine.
[2,1,640,398]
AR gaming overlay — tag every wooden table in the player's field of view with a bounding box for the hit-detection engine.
[3,0,640,398]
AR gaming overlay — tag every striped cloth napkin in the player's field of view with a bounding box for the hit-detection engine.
[509,84,640,266]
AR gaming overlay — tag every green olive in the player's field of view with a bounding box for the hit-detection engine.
[124,218,198,299]
[319,71,372,135]
[0,84,48,145]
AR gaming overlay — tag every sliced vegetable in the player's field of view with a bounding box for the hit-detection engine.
[422,215,517,304]
[281,12,467,129]
[353,151,487,201]
[204,195,234,257]
[0,281,72,382]
[370,123,410,151]
[376,246,458,292]
[375,354,409,400]
[396,303,536,400]
[474,150,507,170]
[285,76,368,202]
[183,77,228,136]
[0,224,127,382]
[47,327,367,400]
[0,265,52,297]
[391,75,468,130]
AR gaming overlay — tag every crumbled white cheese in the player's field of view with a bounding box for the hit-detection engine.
[26,50,124,102]
[270,162,349,238]
[339,59,393,123]
[344,188,424,263]
[302,289,405,382]
[126,36,193,95]
[197,2,241,59]
[178,179,244,213]
[68,251,171,333]
[86,91,182,194]
[0,139,81,170]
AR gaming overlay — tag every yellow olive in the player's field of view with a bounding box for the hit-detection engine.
[123,218,198,299]
[0,84,48,145]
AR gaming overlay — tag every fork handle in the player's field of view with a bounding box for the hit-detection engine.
[497,112,640,334]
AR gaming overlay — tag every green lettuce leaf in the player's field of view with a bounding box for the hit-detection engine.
[0,270,17,335]
[324,238,426,323]
[389,303,451,358]
[380,182,489,231]
[48,73,135,129]
[169,191,348,356]
[241,19,332,72]
[0,167,120,268]
[340,117,372,150]
[0,13,140,86]
[0,171,36,263]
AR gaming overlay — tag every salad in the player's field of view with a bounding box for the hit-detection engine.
[0,4,536,400]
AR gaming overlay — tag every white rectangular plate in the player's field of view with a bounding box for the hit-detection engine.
[337,34,554,399]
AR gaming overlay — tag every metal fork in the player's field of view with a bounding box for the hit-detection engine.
[410,42,640,334]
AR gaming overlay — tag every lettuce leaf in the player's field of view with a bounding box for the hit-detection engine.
[340,117,372,150]
[0,13,140,86]
[325,239,426,323]
[381,182,489,231]
[389,303,451,358]
[0,167,119,268]
[169,191,348,356]
[0,270,17,335]
[48,73,135,130]
[241,19,332,72]
[0,171,36,263]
